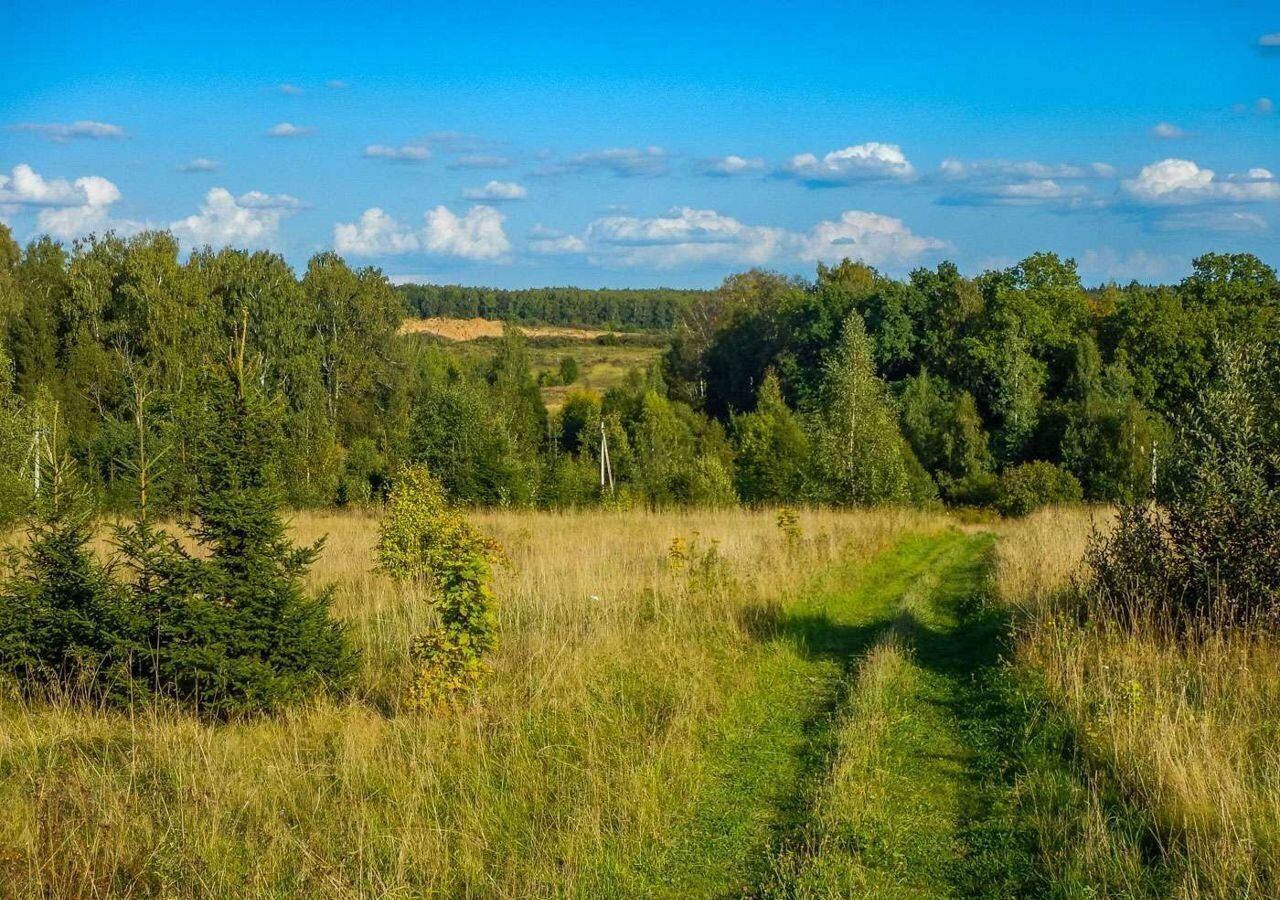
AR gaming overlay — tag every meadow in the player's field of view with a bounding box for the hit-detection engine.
[1,505,1276,898]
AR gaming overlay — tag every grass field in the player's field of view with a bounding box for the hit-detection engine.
[1,506,1277,897]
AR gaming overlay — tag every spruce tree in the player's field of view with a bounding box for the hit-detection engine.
[150,315,356,715]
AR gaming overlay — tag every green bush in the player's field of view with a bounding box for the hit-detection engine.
[377,465,502,710]
[559,355,580,384]
[1090,343,1280,625]
[995,461,1082,517]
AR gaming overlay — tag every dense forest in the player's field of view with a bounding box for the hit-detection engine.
[0,223,1276,520]
[399,283,703,330]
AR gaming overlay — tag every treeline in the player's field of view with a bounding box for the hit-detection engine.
[0,222,1276,520]
[399,283,703,331]
[664,254,1279,509]
[0,227,405,520]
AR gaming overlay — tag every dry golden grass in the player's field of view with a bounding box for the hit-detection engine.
[0,506,947,898]
[398,316,615,341]
[995,505,1280,897]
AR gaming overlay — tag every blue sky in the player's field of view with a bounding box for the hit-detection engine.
[1,0,1277,287]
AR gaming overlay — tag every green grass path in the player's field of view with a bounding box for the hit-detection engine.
[594,529,1053,899]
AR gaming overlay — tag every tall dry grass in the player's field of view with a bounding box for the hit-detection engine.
[0,506,945,898]
[994,506,1280,897]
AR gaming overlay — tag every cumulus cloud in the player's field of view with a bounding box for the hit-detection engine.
[781,143,915,186]
[334,209,421,255]
[326,79,349,89]
[1259,33,1280,53]
[532,206,944,269]
[176,157,221,173]
[700,155,767,176]
[798,210,947,263]
[1151,121,1190,139]
[278,83,303,95]
[538,147,669,178]
[0,164,128,239]
[363,143,430,163]
[1123,158,1280,204]
[1259,98,1275,115]
[169,187,301,247]
[8,120,125,142]
[266,122,312,138]
[578,208,790,267]
[334,204,509,260]
[423,205,509,258]
[463,180,528,201]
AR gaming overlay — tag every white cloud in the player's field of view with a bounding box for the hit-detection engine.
[936,158,1111,207]
[326,79,349,89]
[782,143,915,185]
[334,208,420,255]
[278,83,303,95]
[946,179,1093,206]
[170,187,301,247]
[1259,97,1275,115]
[8,121,125,142]
[534,206,944,270]
[1123,158,1280,204]
[334,204,510,260]
[363,143,431,163]
[581,207,790,267]
[176,157,221,173]
[423,205,509,259]
[0,164,128,240]
[938,158,1115,180]
[463,180,528,201]
[539,147,669,178]
[1260,33,1280,46]
[701,155,767,176]
[0,164,88,206]
[1151,121,1189,139]
[798,210,946,264]
[267,122,312,138]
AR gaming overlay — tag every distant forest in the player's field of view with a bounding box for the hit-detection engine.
[0,221,1276,518]
[399,283,705,330]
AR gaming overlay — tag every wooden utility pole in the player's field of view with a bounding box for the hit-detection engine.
[599,420,614,495]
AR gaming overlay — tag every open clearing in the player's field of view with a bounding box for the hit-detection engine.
[0,507,1266,897]
[399,316,622,342]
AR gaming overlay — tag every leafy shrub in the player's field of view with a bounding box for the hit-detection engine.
[377,465,502,709]
[1090,343,1280,625]
[995,461,1083,517]
[559,355,580,384]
